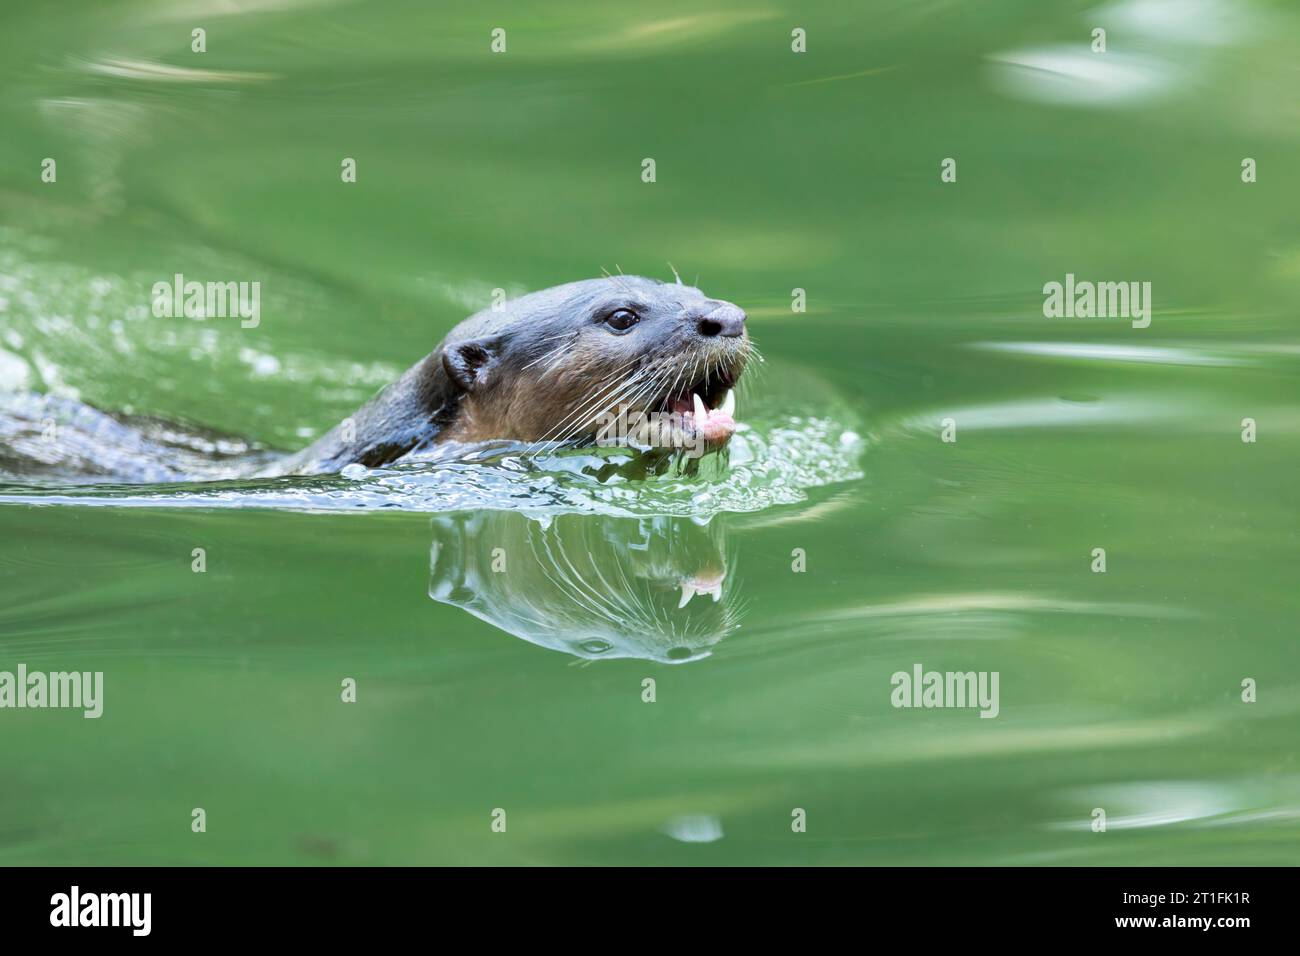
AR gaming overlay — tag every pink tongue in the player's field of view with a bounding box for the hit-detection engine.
[669,397,737,443]
[696,409,735,442]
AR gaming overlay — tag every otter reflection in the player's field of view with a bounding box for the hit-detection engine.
[429,512,741,663]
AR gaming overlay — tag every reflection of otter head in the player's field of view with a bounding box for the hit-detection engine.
[429,511,741,663]
[440,276,750,449]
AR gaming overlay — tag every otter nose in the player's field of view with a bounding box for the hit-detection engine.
[696,303,746,338]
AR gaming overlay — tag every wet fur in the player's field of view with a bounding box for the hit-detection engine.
[275,275,748,475]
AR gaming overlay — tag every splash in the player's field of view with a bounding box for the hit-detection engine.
[0,414,864,516]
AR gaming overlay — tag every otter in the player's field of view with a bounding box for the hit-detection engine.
[0,276,751,483]
[270,275,750,476]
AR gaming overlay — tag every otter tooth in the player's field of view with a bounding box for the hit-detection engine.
[692,393,708,420]
[678,584,694,609]
[720,389,735,416]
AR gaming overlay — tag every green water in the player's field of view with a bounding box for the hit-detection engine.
[2,0,1298,864]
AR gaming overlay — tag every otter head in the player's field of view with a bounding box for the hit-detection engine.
[439,276,750,451]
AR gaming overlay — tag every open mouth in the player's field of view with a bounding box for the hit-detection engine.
[661,366,739,445]
[594,357,746,456]
[677,566,726,608]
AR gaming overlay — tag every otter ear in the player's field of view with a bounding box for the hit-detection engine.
[443,338,500,392]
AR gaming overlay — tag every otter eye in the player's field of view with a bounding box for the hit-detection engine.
[603,308,639,333]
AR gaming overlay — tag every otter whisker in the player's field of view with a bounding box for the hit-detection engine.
[538,337,588,379]
[736,342,766,399]
[659,360,688,413]
[554,362,655,438]
[642,362,682,409]
[591,365,674,447]
[599,266,634,295]
[532,383,639,454]
[534,355,645,442]
[519,334,580,374]
[628,368,675,419]
[618,360,675,408]
[529,359,653,454]
[684,355,702,407]
[590,368,666,441]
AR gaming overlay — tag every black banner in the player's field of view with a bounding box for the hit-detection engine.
[0,867,1278,941]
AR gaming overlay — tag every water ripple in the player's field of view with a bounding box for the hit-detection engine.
[0,416,865,516]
